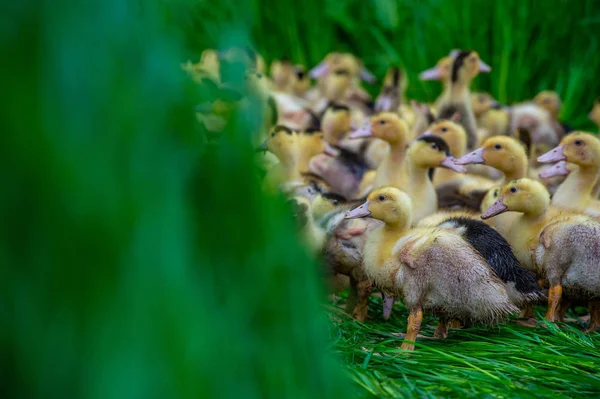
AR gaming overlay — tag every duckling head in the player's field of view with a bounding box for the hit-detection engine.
[481,178,550,219]
[480,186,502,214]
[471,92,500,117]
[348,113,408,145]
[322,104,352,144]
[589,98,600,127]
[419,55,453,82]
[299,129,326,159]
[408,136,467,172]
[537,132,600,167]
[534,90,561,119]
[323,67,352,102]
[311,192,347,221]
[421,119,467,157]
[345,187,413,227]
[456,136,526,173]
[257,125,298,160]
[270,59,294,91]
[451,50,491,84]
[292,65,310,95]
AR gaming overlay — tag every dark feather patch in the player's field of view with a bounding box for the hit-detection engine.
[428,168,435,181]
[417,135,451,156]
[328,103,350,112]
[516,128,532,154]
[334,145,369,181]
[392,68,400,87]
[322,192,348,202]
[443,217,541,295]
[451,50,473,83]
[267,96,278,126]
[273,125,293,135]
[303,128,321,135]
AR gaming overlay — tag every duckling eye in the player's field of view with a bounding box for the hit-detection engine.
[510,187,517,193]
[378,195,385,201]
[493,189,499,198]
[332,200,340,206]
[494,144,502,150]
[271,132,275,137]
[379,120,386,125]
[575,140,583,146]
[441,127,448,132]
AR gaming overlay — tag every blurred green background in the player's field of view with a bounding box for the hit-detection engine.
[2,0,600,398]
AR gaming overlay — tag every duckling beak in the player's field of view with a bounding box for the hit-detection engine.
[344,201,371,219]
[479,60,492,73]
[419,66,441,81]
[348,124,373,139]
[309,62,329,79]
[537,145,566,163]
[454,148,485,165]
[441,156,467,173]
[256,140,268,152]
[539,161,570,179]
[419,130,432,137]
[481,197,508,220]
[324,142,340,157]
[360,68,376,84]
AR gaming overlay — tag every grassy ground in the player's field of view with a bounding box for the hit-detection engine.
[330,294,600,398]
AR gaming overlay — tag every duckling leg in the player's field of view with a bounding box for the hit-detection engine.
[400,306,423,351]
[351,278,372,321]
[584,299,600,333]
[557,298,572,322]
[434,317,450,339]
[545,284,563,322]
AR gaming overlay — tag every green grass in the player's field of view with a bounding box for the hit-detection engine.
[330,295,600,398]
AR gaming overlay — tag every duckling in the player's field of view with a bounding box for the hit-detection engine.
[470,92,509,141]
[258,125,301,191]
[481,178,600,327]
[509,102,564,153]
[292,65,310,98]
[537,132,600,217]
[345,187,518,350]
[403,136,467,221]
[349,113,410,191]
[589,98,600,132]
[270,59,295,92]
[437,50,492,151]
[534,90,571,133]
[322,195,382,320]
[420,116,467,186]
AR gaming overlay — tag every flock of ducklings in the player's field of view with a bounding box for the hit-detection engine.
[186,48,600,351]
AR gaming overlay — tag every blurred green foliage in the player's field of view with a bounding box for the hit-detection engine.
[1,0,353,398]
[179,0,600,129]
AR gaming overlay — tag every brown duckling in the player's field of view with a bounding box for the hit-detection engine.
[258,125,301,191]
[482,178,600,329]
[537,132,600,217]
[345,187,518,350]
[534,90,571,133]
[375,66,408,113]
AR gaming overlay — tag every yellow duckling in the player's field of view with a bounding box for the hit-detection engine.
[437,50,492,151]
[419,52,456,110]
[345,187,518,350]
[482,178,600,329]
[349,113,410,192]
[258,126,301,191]
[537,132,600,217]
